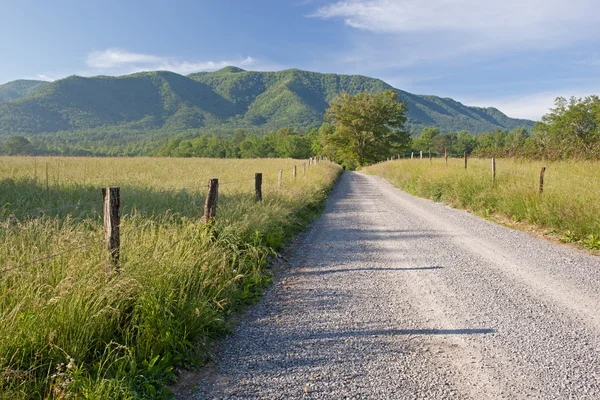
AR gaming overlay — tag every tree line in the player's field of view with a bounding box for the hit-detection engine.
[1,93,598,167]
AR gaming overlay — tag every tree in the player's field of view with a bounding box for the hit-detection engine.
[323,91,410,167]
[3,136,34,155]
[530,96,600,159]
[452,130,477,155]
[413,127,439,153]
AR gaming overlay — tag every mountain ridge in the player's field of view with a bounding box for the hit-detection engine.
[0,68,533,140]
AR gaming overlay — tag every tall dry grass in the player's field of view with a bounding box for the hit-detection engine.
[363,157,600,250]
[0,157,341,399]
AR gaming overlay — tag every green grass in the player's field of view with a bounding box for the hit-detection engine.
[0,156,341,399]
[363,157,600,251]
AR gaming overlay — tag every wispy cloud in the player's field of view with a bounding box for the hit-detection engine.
[36,74,55,82]
[311,0,600,69]
[85,48,266,75]
[313,0,598,46]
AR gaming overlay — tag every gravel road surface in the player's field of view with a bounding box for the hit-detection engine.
[190,171,600,399]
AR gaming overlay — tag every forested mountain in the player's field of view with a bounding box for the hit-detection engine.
[0,68,533,142]
[0,80,50,103]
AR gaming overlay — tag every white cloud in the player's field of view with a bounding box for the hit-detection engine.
[36,74,55,82]
[87,49,162,69]
[311,0,600,69]
[463,87,600,120]
[313,0,598,46]
[85,48,262,75]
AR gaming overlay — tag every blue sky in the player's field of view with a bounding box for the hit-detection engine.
[1,0,599,120]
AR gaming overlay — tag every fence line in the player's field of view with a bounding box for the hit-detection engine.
[1,157,333,275]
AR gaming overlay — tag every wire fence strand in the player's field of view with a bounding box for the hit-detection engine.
[0,238,105,274]
[0,200,102,222]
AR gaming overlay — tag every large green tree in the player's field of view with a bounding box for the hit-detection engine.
[323,90,410,167]
[530,96,600,159]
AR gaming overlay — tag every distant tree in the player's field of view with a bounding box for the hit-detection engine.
[432,132,456,155]
[412,127,440,153]
[504,127,529,157]
[323,91,410,167]
[3,136,34,155]
[530,96,600,159]
[452,131,477,155]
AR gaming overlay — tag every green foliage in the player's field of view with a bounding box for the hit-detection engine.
[154,127,314,159]
[3,136,33,155]
[0,80,50,103]
[530,96,600,159]
[0,68,533,156]
[0,157,342,398]
[323,91,411,167]
[412,127,440,152]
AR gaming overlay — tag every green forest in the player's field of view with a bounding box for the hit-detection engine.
[3,95,598,167]
[0,67,533,156]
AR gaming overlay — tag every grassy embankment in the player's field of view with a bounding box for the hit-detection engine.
[363,157,600,250]
[0,157,341,399]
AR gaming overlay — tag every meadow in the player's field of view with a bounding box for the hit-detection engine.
[363,157,600,251]
[0,157,341,399]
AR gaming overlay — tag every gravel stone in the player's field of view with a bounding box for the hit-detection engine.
[190,171,600,399]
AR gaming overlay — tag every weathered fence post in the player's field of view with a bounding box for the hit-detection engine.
[302,162,306,176]
[445,148,448,166]
[420,151,423,160]
[539,167,546,195]
[204,179,218,221]
[103,186,120,276]
[255,173,262,201]
[411,152,414,159]
[429,150,432,164]
[278,169,283,189]
[464,152,468,170]
[309,158,312,166]
[293,165,297,178]
[45,162,49,191]
[492,158,496,186]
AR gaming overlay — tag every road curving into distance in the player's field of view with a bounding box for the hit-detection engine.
[190,171,600,399]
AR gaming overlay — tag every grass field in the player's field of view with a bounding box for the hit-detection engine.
[363,157,600,251]
[0,157,341,399]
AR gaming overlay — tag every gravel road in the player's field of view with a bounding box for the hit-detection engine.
[190,171,600,399]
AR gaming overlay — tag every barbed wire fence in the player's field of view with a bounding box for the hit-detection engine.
[0,156,332,276]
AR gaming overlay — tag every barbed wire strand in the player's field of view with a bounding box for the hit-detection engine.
[0,200,103,222]
[0,238,105,274]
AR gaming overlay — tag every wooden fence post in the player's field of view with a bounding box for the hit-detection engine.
[539,167,546,194]
[255,173,262,201]
[492,158,496,186]
[464,152,468,170]
[45,162,49,191]
[293,165,297,178]
[411,152,414,159]
[278,169,283,189]
[420,151,423,160]
[429,150,432,163]
[204,179,218,221]
[302,163,306,176]
[445,148,448,166]
[103,186,120,276]
[309,158,312,166]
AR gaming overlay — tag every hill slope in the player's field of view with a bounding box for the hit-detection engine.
[0,80,50,103]
[0,68,533,140]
